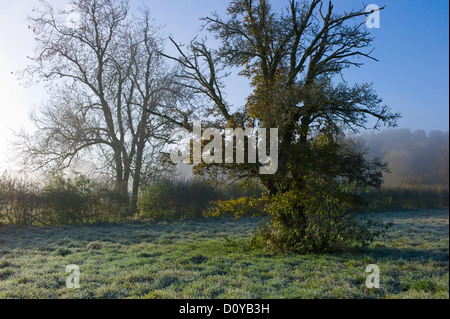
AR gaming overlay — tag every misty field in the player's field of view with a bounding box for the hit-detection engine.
[0,210,448,299]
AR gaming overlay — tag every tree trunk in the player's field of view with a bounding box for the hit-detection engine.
[131,136,145,214]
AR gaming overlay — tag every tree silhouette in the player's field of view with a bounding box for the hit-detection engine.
[16,0,191,212]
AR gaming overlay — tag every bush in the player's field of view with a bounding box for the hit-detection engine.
[93,188,132,221]
[0,172,43,226]
[138,177,266,220]
[0,171,132,226]
[250,183,447,253]
[41,174,93,224]
[357,185,449,211]
[219,180,266,201]
[254,182,389,253]
[138,177,221,220]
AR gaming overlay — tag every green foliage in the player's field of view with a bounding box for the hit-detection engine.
[94,188,133,221]
[209,196,267,220]
[169,0,402,254]
[219,180,266,202]
[138,177,266,220]
[138,178,220,220]
[208,180,267,219]
[41,173,93,224]
[210,135,391,253]
[255,182,389,253]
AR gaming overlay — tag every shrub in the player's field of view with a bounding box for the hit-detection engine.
[357,185,449,211]
[0,171,133,226]
[0,172,43,226]
[138,177,220,220]
[41,174,93,224]
[219,180,266,201]
[93,188,132,221]
[254,181,389,253]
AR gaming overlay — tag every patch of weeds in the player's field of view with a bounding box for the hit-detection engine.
[411,279,438,293]
[86,241,102,250]
[153,274,180,289]
[0,256,10,268]
[157,239,173,245]
[55,238,73,246]
[0,268,13,279]
[351,274,366,287]
[136,252,156,259]
[142,289,181,299]
[36,246,54,252]
[203,265,229,276]
[361,256,375,264]
[205,286,226,298]
[189,255,208,265]
[16,276,31,284]
[54,248,72,257]
[369,242,386,249]
[345,260,359,268]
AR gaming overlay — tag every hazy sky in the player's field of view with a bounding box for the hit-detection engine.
[0,0,448,171]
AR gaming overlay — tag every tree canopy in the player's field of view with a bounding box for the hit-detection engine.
[167,0,400,252]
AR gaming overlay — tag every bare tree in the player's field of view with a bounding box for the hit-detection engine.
[15,0,190,212]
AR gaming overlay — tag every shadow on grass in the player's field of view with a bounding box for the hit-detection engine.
[0,217,259,253]
[362,246,448,263]
[328,245,449,267]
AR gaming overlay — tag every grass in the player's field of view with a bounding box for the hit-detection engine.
[0,210,448,299]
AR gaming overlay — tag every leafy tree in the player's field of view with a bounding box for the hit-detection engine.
[167,0,400,252]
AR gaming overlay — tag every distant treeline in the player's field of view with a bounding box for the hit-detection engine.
[358,129,449,188]
[353,129,449,211]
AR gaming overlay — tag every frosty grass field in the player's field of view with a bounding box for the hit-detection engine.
[0,210,448,299]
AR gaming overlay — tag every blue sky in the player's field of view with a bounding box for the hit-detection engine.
[0,0,448,170]
[142,0,450,132]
